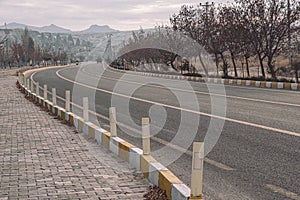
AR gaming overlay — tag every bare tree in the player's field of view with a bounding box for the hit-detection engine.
[238,0,299,80]
[11,40,24,66]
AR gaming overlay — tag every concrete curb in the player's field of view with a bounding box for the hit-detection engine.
[110,67,300,91]
[20,69,192,200]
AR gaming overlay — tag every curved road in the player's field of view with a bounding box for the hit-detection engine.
[31,62,300,200]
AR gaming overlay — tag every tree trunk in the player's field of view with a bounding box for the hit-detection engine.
[169,54,178,71]
[220,53,228,77]
[230,52,238,77]
[245,56,250,77]
[215,53,219,77]
[258,55,265,77]
[295,68,299,83]
[198,54,208,76]
[268,59,277,80]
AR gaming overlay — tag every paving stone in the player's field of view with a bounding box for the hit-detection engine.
[0,71,149,200]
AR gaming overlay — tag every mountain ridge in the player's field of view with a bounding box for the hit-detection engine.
[0,22,118,34]
[76,24,117,34]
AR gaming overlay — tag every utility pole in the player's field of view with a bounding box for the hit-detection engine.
[199,2,214,14]
[199,2,214,29]
[199,2,214,74]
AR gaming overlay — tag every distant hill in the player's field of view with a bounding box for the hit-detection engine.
[0,22,29,30]
[0,22,118,34]
[0,22,72,33]
[77,25,118,34]
[39,24,72,33]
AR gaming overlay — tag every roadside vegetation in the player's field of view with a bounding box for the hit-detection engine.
[0,28,70,67]
[115,0,300,82]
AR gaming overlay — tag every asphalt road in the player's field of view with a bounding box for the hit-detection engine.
[31,62,300,200]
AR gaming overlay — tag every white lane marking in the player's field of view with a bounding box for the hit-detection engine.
[265,184,300,200]
[107,65,300,94]
[57,68,300,138]
[32,65,300,197]
[151,136,235,171]
[31,69,234,171]
[80,67,300,108]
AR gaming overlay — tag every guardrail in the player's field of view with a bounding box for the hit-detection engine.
[18,70,205,200]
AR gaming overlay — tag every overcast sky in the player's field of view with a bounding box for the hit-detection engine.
[0,0,227,31]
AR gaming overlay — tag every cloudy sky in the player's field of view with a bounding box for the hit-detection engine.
[0,0,226,31]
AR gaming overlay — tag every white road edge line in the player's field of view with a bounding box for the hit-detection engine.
[30,68,235,171]
[30,63,299,197]
[56,68,300,138]
[106,64,300,94]
[81,67,300,108]
[265,184,300,200]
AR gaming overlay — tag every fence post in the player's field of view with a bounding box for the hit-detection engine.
[36,82,39,96]
[109,107,117,137]
[83,97,89,121]
[190,142,204,199]
[44,85,47,100]
[65,90,70,112]
[52,88,57,105]
[142,118,150,155]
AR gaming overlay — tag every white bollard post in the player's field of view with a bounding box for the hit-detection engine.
[83,97,89,121]
[31,80,34,92]
[18,72,21,83]
[65,90,70,112]
[142,118,150,155]
[52,88,57,105]
[44,85,47,100]
[109,107,117,137]
[20,74,23,85]
[36,82,39,96]
[27,79,30,90]
[190,142,204,199]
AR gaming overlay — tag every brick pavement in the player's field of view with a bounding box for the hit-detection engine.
[0,73,149,200]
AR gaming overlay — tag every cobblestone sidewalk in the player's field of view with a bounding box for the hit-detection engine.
[0,74,149,199]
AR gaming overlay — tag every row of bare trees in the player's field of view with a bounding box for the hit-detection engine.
[115,28,179,69]
[116,27,209,74]
[117,0,299,82]
[171,0,299,80]
[0,28,68,68]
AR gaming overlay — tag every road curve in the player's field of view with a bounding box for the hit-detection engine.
[32,63,300,200]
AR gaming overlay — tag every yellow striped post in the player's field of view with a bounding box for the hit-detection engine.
[190,142,204,200]
[109,107,117,137]
[83,97,89,121]
[36,82,39,96]
[65,90,70,112]
[44,85,47,100]
[52,88,57,105]
[142,118,150,155]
